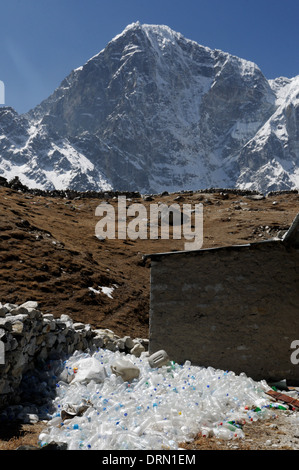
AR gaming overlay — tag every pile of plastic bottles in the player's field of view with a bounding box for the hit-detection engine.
[38,349,278,450]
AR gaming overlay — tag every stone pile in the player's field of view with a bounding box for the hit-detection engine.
[0,300,148,410]
[2,175,297,200]
[0,175,141,200]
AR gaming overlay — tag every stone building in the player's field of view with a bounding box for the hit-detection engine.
[145,212,299,384]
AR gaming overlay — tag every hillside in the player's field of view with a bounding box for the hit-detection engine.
[1,183,298,341]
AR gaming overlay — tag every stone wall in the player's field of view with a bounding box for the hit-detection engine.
[0,301,147,409]
[147,214,299,384]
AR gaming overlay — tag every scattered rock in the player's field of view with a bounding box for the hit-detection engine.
[16,445,39,450]
[130,342,145,357]
[40,441,68,450]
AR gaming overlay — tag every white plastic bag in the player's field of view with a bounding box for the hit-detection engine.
[71,357,107,384]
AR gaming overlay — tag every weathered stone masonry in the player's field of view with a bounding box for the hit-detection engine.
[146,213,299,384]
[0,301,147,409]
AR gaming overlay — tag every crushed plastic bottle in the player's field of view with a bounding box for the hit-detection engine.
[111,358,140,382]
[37,348,278,450]
[148,350,170,368]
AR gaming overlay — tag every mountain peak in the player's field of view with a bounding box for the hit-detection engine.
[110,22,184,48]
[110,21,143,42]
[0,24,298,194]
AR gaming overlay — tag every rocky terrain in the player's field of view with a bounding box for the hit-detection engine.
[0,180,298,450]
[0,22,299,194]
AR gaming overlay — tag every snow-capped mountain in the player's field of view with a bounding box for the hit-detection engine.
[0,22,298,193]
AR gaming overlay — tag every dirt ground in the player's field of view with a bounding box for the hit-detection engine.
[0,185,298,451]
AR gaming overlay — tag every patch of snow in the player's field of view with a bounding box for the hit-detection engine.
[88,286,115,299]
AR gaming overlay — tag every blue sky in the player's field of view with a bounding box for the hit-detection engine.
[1,0,299,114]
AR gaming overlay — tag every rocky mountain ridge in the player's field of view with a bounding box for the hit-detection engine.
[0,22,298,193]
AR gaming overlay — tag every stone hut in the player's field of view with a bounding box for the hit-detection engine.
[145,212,299,384]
